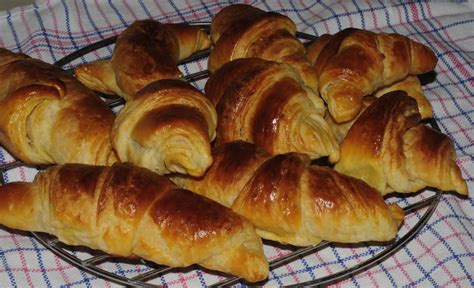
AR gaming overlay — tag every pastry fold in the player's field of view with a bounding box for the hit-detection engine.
[306,28,437,123]
[0,48,116,165]
[112,79,217,176]
[174,141,404,246]
[205,58,339,162]
[335,91,467,195]
[209,4,318,91]
[0,163,268,282]
[75,20,211,100]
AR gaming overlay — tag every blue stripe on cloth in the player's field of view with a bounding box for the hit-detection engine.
[137,1,153,19]
[269,268,284,286]
[6,11,22,52]
[28,238,52,288]
[80,0,113,55]
[32,3,57,62]
[167,0,188,22]
[60,0,87,64]
[299,257,316,282]
[0,248,17,287]
[107,0,129,27]
[319,0,342,30]
[195,268,208,287]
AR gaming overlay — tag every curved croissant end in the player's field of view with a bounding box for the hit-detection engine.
[0,48,117,166]
[0,163,269,282]
[335,91,467,196]
[74,20,211,100]
[176,141,403,246]
[205,57,339,162]
[307,28,437,123]
[112,79,217,176]
[209,4,318,91]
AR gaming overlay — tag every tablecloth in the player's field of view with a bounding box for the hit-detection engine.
[0,0,472,287]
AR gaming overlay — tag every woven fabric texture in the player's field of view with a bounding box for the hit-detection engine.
[0,1,472,287]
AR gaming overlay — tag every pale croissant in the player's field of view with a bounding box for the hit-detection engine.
[112,79,217,176]
[306,28,437,123]
[0,48,116,165]
[75,20,211,100]
[0,163,269,282]
[335,91,467,195]
[174,141,404,247]
[205,58,339,162]
[209,4,318,91]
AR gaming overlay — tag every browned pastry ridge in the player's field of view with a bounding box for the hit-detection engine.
[75,19,211,100]
[208,4,318,91]
[174,141,404,247]
[0,48,117,165]
[335,91,468,195]
[306,28,437,123]
[326,76,433,144]
[205,57,339,162]
[112,79,217,176]
[0,163,269,282]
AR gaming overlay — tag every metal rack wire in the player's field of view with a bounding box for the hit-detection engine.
[0,24,443,287]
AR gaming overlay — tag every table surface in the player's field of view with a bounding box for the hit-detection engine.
[0,1,472,287]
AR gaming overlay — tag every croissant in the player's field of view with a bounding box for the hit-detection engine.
[208,4,318,91]
[373,75,433,119]
[75,20,211,100]
[0,48,116,165]
[327,76,432,144]
[334,91,468,195]
[306,28,437,123]
[0,162,269,282]
[174,141,404,247]
[112,79,217,176]
[205,57,339,162]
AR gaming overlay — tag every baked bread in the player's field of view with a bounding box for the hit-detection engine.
[306,28,437,123]
[112,79,217,176]
[373,75,433,119]
[209,4,318,91]
[327,76,432,144]
[174,141,404,246]
[0,48,117,165]
[334,91,468,195]
[0,162,269,282]
[205,58,339,162]
[75,20,211,100]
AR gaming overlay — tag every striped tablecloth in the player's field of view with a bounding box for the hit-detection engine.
[0,1,472,287]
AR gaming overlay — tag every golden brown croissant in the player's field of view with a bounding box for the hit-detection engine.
[112,79,217,176]
[174,141,404,246]
[0,48,117,165]
[208,4,318,91]
[75,20,211,100]
[306,28,437,123]
[205,57,339,162]
[0,162,269,282]
[373,75,433,119]
[334,91,468,195]
[326,76,432,144]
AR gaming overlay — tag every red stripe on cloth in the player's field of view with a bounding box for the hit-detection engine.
[52,254,72,285]
[366,0,380,30]
[20,5,42,59]
[123,0,139,21]
[425,4,473,81]
[10,234,34,287]
[339,1,355,28]
[72,0,102,60]
[430,89,474,144]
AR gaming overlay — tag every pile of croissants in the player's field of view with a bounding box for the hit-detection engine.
[0,4,468,283]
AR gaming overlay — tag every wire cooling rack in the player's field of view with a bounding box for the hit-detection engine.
[0,24,443,287]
